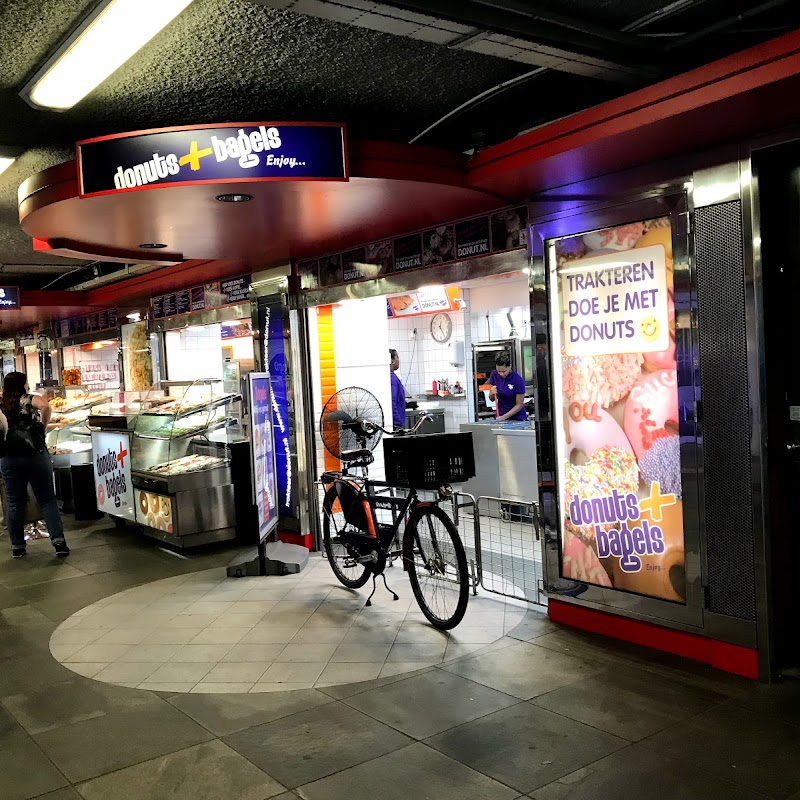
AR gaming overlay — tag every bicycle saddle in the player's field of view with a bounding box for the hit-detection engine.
[341,448,374,462]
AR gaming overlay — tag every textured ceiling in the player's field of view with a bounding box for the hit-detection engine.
[0,0,796,288]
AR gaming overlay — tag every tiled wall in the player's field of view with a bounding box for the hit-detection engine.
[387,311,469,433]
[165,326,224,382]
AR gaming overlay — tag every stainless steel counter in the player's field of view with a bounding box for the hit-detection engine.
[460,420,538,502]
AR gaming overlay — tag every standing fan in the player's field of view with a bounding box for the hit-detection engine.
[320,387,384,459]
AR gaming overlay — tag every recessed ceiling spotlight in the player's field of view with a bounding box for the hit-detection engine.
[126,311,142,322]
[216,193,252,203]
[139,243,167,249]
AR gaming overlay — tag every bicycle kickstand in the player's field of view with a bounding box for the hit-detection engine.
[365,571,399,607]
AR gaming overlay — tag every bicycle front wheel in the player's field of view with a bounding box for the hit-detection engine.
[323,486,370,589]
[404,504,469,629]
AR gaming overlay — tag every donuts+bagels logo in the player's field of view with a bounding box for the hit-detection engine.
[95,443,128,509]
[568,485,676,573]
[112,126,296,190]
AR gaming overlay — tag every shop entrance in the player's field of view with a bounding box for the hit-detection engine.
[754,140,800,673]
[302,260,545,606]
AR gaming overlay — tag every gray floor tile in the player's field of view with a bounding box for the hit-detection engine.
[17,575,115,623]
[76,740,286,799]
[442,640,601,700]
[505,610,558,641]
[32,789,83,800]
[295,741,519,800]
[0,556,84,589]
[0,654,76,696]
[224,702,411,788]
[530,742,770,800]
[2,677,162,735]
[0,735,69,800]
[0,584,27,610]
[532,665,727,741]
[167,688,334,736]
[316,666,435,700]
[426,702,626,793]
[34,700,213,782]
[344,668,519,739]
[641,702,800,798]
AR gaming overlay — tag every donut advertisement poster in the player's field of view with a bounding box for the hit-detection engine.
[550,218,685,603]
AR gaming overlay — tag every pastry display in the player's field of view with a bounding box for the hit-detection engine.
[50,392,110,413]
[144,454,226,476]
[62,368,81,386]
[47,441,91,456]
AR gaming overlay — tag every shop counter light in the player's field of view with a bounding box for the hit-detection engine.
[21,0,195,110]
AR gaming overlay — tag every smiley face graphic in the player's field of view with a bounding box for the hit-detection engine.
[640,316,660,343]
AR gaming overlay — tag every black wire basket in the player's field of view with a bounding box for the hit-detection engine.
[383,432,475,489]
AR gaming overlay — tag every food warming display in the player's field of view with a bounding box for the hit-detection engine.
[44,387,109,467]
[130,379,244,546]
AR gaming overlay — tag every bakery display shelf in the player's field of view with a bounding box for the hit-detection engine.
[50,394,113,414]
[134,417,229,441]
[132,463,232,494]
[140,393,239,420]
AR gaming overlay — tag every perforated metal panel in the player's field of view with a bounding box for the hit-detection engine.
[695,201,756,621]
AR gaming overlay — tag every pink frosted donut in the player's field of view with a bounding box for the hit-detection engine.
[562,350,644,408]
[566,406,633,460]
[623,368,679,460]
[582,222,646,252]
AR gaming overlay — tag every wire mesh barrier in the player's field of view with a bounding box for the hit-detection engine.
[316,479,545,607]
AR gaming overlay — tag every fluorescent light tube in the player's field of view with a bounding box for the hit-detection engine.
[0,157,15,176]
[24,0,194,110]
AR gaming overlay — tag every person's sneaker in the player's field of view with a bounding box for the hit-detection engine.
[11,548,26,559]
[53,541,70,558]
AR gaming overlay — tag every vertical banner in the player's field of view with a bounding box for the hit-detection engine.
[550,219,685,602]
[258,296,294,520]
[249,373,278,542]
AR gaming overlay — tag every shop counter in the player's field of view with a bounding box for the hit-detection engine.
[460,420,538,503]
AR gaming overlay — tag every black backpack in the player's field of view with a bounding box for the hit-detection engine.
[2,395,46,457]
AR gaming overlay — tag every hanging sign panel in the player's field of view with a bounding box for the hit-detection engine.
[0,287,20,309]
[78,122,348,197]
[549,220,685,603]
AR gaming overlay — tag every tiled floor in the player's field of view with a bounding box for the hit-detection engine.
[50,556,526,693]
[1,515,799,800]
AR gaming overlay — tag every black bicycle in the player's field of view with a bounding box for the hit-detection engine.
[319,387,474,629]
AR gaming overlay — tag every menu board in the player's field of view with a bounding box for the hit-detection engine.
[296,205,528,289]
[549,218,684,603]
[54,308,118,340]
[248,373,278,542]
[151,274,251,320]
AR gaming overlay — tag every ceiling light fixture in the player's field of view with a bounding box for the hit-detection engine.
[125,311,142,322]
[216,193,253,203]
[21,0,195,111]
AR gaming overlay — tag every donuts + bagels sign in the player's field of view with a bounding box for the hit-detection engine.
[561,244,669,357]
[77,123,347,197]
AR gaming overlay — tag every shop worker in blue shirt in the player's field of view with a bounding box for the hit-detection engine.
[488,354,528,422]
[390,349,406,430]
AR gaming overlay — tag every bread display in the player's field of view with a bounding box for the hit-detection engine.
[144,454,225,476]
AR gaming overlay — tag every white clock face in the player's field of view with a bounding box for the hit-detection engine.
[430,312,452,343]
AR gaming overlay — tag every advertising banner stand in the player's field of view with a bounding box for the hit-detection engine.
[227,373,308,578]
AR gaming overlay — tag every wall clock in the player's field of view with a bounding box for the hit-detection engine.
[430,312,453,343]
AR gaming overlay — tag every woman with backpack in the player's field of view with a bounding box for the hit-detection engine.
[0,372,69,559]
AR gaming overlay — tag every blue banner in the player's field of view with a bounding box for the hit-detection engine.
[78,123,347,197]
[260,296,294,520]
[0,287,20,309]
[249,374,278,542]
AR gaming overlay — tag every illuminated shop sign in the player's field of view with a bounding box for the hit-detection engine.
[550,220,686,603]
[54,308,118,339]
[0,287,20,309]
[150,274,251,320]
[77,123,348,197]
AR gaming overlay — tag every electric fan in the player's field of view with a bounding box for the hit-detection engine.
[320,387,385,460]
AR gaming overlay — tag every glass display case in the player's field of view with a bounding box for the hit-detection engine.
[44,387,109,467]
[130,379,245,545]
[88,390,164,431]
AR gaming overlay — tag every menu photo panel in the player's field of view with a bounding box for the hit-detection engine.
[549,218,685,603]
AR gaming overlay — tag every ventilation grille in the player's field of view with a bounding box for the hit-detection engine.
[695,201,756,621]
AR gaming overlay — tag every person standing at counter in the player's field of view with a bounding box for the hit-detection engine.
[488,355,528,422]
[390,349,406,431]
[0,372,69,559]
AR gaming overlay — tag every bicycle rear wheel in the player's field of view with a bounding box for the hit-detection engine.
[322,486,370,589]
[404,504,469,629]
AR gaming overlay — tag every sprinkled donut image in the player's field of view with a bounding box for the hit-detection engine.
[562,529,612,587]
[623,368,679,460]
[582,222,646,252]
[565,406,634,460]
[564,445,640,542]
[562,350,644,408]
[639,435,682,499]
